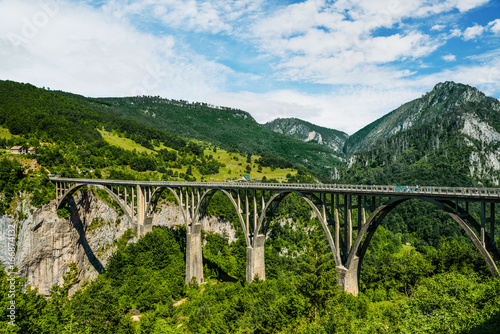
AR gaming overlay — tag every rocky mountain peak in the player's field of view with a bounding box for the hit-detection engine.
[263,118,348,154]
[344,82,500,155]
[341,81,500,186]
[427,81,487,107]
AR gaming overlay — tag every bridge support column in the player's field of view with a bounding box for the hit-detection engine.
[246,234,266,282]
[135,186,153,237]
[136,185,146,237]
[143,217,153,235]
[337,256,359,296]
[185,223,203,285]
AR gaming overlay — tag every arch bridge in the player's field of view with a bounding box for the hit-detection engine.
[51,177,500,295]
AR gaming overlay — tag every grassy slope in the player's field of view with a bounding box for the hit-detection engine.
[207,149,296,182]
[98,129,156,154]
[0,127,15,140]
[100,129,297,182]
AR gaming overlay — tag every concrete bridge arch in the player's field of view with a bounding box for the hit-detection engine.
[255,190,342,266]
[343,196,500,295]
[55,183,134,275]
[181,187,250,284]
[56,183,134,223]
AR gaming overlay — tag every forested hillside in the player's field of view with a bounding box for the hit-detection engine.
[2,201,500,333]
[0,79,314,194]
[57,94,342,179]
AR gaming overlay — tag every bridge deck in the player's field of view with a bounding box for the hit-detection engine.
[50,177,500,201]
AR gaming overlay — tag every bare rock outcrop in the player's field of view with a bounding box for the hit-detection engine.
[0,191,235,295]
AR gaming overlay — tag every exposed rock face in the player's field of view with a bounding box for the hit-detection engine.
[263,118,348,153]
[0,191,236,295]
[152,203,237,243]
[0,192,134,295]
[461,112,500,185]
[461,113,500,144]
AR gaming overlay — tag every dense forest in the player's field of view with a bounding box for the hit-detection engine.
[0,80,500,333]
[0,80,315,213]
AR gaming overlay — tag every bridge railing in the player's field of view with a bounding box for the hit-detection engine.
[50,177,500,198]
[157,182,500,197]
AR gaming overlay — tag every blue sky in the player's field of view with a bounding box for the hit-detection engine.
[1,0,499,134]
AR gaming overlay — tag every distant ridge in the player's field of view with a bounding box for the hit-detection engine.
[58,94,344,179]
[3,79,499,186]
[263,118,348,154]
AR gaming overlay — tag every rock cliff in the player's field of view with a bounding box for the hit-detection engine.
[0,190,236,295]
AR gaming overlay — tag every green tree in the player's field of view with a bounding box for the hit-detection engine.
[0,158,24,213]
[37,263,80,332]
[296,228,337,319]
[396,250,434,297]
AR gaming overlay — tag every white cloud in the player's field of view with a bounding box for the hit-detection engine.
[455,18,500,43]
[453,0,490,12]
[102,0,265,35]
[488,19,500,33]
[448,28,462,38]
[431,24,446,31]
[248,0,496,87]
[0,0,498,137]
[463,24,486,40]
[0,0,238,99]
[212,46,500,134]
[103,0,232,34]
[248,0,445,86]
[212,86,423,135]
[442,54,456,61]
[212,55,500,134]
[416,0,489,14]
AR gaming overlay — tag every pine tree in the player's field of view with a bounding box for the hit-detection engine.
[297,228,337,319]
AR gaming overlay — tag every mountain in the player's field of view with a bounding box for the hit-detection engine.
[2,79,499,187]
[2,80,500,334]
[344,81,500,154]
[340,81,500,186]
[263,118,348,154]
[59,94,343,179]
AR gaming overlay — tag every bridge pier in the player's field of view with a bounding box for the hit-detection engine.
[140,217,153,237]
[133,186,154,237]
[246,234,266,282]
[185,223,203,285]
[336,256,359,296]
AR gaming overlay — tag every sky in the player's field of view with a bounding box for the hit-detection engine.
[1,0,499,134]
